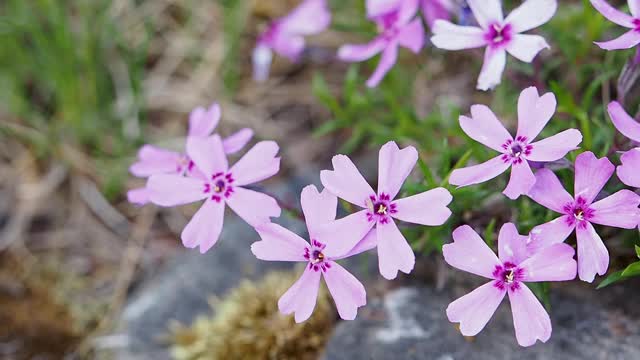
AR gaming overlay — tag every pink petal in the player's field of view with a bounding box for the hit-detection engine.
[422,0,452,29]
[186,135,228,176]
[366,0,403,18]
[506,34,549,63]
[226,187,281,227]
[618,148,640,187]
[444,225,501,278]
[278,268,322,323]
[502,160,536,200]
[396,0,420,25]
[229,141,280,186]
[508,284,552,347]
[527,169,573,213]
[130,145,181,177]
[576,222,609,282]
[515,87,557,141]
[589,0,635,28]
[631,0,640,17]
[477,47,507,91]
[252,223,309,262]
[188,103,220,138]
[430,21,486,50]
[338,38,386,62]
[181,199,225,253]
[574,151,614,204]
[461,105,512,152]
[336,229,377,259]
[147,174,207,207]
[377,219,415,279]
[467,0,504,29]
[377,141,418,200]
[527,129,583,162]
[529,216,576,248]
[497,223,529,265]
[300,185,337,237]
[316,210,375,258]
[222,128,253,154]
[320,155,375,208]
[281,0,331,35]
[504,0,557,34]
[271,32,306,61]
[519,243,577,282]
[397,18,425,53]
[595,29,640,50]
[323,262,367,320]
[607,101,640,142]
[252,44,273,82]
[366,42,399,88]
[127,187,150,206]
[449,156,511,187]
[446,281,506,336]
[391,187,452,225]
[590,190,640,228]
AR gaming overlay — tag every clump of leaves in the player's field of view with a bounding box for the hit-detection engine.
[170,270,335,360]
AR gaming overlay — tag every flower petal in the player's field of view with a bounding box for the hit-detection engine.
[130,145,181,178]
[446,281,506,336]
[503,160,536,200]
[336,229,377,259]
[316,210,376,258]
[444,225,501,278]
[519,243,577,282]
[127,187,150,206]
[377,219,415,279]
[527,129,583,162]
[467,0,503,29]
[391,187,452,225]
[252,44,273,82]
[278,267,322,323]
[226,187,281,227]
[529,216,575,248]
[461,105,512,152]
[508,284,552,347]
[222,128,253,154]
[590,190,640,228]
[595,29,640,50]
[618,148,640,188]
[516,87,557,141]
[301,185,338,238]
[366,42,399,88]
[527,168,573,213]
[574,152,614,204]
[366,0,403,18]
[229,141,280,186]
[321,155,375,208]
[397,18,425,53]
[505,0,557,34]
[147,174,207,207]
[181,199,225,253]
[631,0,640,17]
[431,21,486,50]
[477,47,507,91]
[449,156,511,187]
[576,222,609,282]
[338,38,386,62]
[252,223,309,262]
[422,0,452,28]
[186,135,228,176]
[506,34,549,63]
[497,223,529,265]
[281,0,331,35]
[589,0,635,28]
[323,262,366,320]
[188,103,220,138]
[607,101,640,142]
[377,141,418,200]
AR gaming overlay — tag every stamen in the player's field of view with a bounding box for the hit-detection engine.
[505,269,515,283]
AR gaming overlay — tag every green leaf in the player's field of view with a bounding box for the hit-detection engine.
[635,245,640,259]
[597,270,625,289]
[441,149,473,187]
[598,261,640,289]
[483,218,497,249]
[621,261,640,277]
[417,157,437,188]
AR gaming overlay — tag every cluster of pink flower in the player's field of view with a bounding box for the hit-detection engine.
[127,0,640,348]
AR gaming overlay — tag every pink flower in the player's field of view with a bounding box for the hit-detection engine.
[607,101,640,188]
[444,223,577,347]
[127,103,253,205]
[527,151,640,282]
[147,135,281,253]
[252,185,372,322]
[319,141,453,279]
[421,0,453,29]
[252,0,331,82]
[338,0,425,87]
[430,0,556,90]
[449,87,582,199]
[591,0,640,50]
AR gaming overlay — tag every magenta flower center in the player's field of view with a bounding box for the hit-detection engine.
[304,239,331,272]
[204,172,235,202]
[501,136,533,164]
[485,23,513,47]
[634,18,640,31]
[563,196,594,228]
[366,193,397,224]
[493,262,524,291]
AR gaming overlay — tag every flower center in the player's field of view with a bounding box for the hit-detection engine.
[501,136,533,164]
[485,22,513,47]
[366,193,397,224]
[204,172,234,202]
[177,155,195,175]
[493,262,523,291]
[563,196,594,227]
[304,240,331,272]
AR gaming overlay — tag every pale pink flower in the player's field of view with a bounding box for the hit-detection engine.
[449,87,582,200]
[252,0,331,82]
[591,0,640,50]
[607,101,640,188]
[147,135,281,253]
[421,0,454,29]
[431,0,556,90]
[252,185,372,322]
[527,151,640,282]
[338,0,425,87]
[319,141,453,280]
[127,103,253,205]
[444,223,577,347]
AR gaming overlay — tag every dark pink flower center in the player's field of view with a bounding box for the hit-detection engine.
[563,196,594,228]
[485,22,513,48]
[366,193,397,224]
[493,262,524,291]
[634,18,640,31]
[501,136,533,164]
[203,172,234,202]
[304,239,331,272]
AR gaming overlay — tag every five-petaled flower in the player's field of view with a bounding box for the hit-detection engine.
[449,87,582,200]
[527,151,640,282]
[252,185,372,322]
[338,0,425,87]
[147,135,281,253]
[444,223,577,347]
[431,0,557,90]
[252,0,331,82]
[319,141,453,280]
[127,103,252,205]
[607,101,640,188]
[591,0,640,50]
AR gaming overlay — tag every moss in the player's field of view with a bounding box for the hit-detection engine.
[170,270,335,360]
